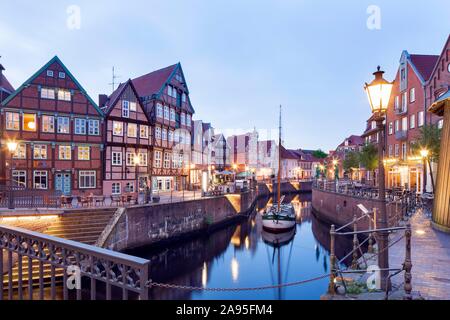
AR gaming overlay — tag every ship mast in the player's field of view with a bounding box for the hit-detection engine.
[277,105,282,212]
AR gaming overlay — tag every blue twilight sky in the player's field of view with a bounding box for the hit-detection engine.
[1,1,449,151]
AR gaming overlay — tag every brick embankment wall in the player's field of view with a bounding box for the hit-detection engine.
[102,190,258,251]
[312,188,403,231]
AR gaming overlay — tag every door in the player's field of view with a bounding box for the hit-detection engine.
[55,173,71,195]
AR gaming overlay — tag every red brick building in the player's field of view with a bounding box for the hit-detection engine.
[132,63,194,192]
[0,64,14,104]
[99,79,152,196]
[0,56,104,195]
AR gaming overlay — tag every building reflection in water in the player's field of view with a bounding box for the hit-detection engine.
[125,193,352,300]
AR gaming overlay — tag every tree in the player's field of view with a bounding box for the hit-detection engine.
[410,124,442,193]
[358,143,378,186]
[312,149,328,159]
[343,151,359,179]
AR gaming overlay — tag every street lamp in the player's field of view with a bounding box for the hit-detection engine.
[6,141,18,209]
[420,149,429,193]
[364,66,393,290]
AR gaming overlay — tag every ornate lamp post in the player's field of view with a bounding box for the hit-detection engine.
[6,141,18,209]
[420,149,429,193]
[364,66,393,290]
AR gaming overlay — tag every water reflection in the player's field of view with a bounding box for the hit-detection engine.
[126,193,352,300]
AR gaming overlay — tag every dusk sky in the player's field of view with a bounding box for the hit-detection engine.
[1,0,449,151]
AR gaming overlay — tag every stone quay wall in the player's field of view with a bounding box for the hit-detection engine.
[312,187,403,231]
[257,180,312,196]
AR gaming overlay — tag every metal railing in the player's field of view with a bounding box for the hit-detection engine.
[0,225,150,300]
[0,185,62,209]
[327,209,413,300]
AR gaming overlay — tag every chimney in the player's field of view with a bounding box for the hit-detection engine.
[98,94,108,108]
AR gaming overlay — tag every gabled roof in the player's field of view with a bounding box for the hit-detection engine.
[280,145,300,160]
[426,34,450,85]
[338,135,364,148]
[409,54,439,82]
[1,56,103,115]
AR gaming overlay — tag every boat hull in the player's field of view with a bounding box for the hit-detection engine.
[262,218,296,233]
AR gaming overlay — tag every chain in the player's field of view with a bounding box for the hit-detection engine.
[145,274,330,292]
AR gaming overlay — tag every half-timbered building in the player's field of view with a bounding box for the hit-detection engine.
[132,63,194,192]
[99,79,152,196]
[0,56,104,195]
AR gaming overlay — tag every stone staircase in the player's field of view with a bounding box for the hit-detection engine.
[2,207,117,292]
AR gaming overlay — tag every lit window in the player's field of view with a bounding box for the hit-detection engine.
[112,152,122,166]
[58,89,71,101]
[113,121,123,136]
[139,152,148,166]
[74,118,86,135]
[47,70,54,77]
[79,171,96,189]
[58,145,72,160]
[126,152,137,166]
[33,171,48,189]
[78,146,90,160]
[42,115,55,133]
[418,111,424,127]
[129,101,137,112]
[140,125,149,139]
[23,113,37,131]
[13,144,26,159]
[5,112,20,130]
[41,88,55,99]
[58,72,65,79]
[88,119,100,135]
[127,123,137,138]
[12,170,26,187]
[112,183,121,195]
[33,144,47,160]
[57,117,70,134]
[122,101,130,118]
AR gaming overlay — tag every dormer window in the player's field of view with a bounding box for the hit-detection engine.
[58,72,66,79]
[47,70,54,77]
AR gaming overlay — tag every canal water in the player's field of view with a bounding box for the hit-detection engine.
[128,193,353,300]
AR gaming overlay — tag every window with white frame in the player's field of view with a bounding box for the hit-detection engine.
[79,171,96,189]
[58,72,65,79]
[395,120,400,132]
[402,117,408,131]
[112,151,122,166]
[164,106,169,120]
[127,123,137,138]
[410,88,415,103]
[33,171,48,189]
[42,115,55,133]
[140,125,149,139]
[47,70,54,77]
[410,114,415,129]
[88,119,100,135]
[139,152,148,166]
[388,122,393,135]
[156,103,163,118]
[5,112,20,130]
[155,127,161,139]
[180,113,186,125]
[172,153,178,168]
[12,170,26,187]
[163,152,170,168]
[58,89,71,101]
[402,92,407,111]
[154,151,162,168]
[113,121,123,136]
[418,111,424,127]
[129,101,137,112]
[58,145,72,160]
[122,101,130,118]
[41,88,55,99]
[33,144,47,159]
[162,128,167,140]
[57,117,70,134]
[112,183,121,195]
[13,144,26,159]
[170,108,175,121]
[75,118,86,135]
[78,146,90,160]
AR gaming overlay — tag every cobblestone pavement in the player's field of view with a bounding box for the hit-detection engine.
[389,209,450,300]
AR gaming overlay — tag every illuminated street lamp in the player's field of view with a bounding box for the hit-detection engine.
[6,141,18,209]
[420,149,429,193]
[364,66,393,290]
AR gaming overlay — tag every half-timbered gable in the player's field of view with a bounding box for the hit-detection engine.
[132,63,194,192]
[0,56,104,195]
[100,79,152,196]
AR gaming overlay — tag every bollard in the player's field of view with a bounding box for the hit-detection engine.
[404,223,412,300]
[351,215,359,269]
[328,225,336,295]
